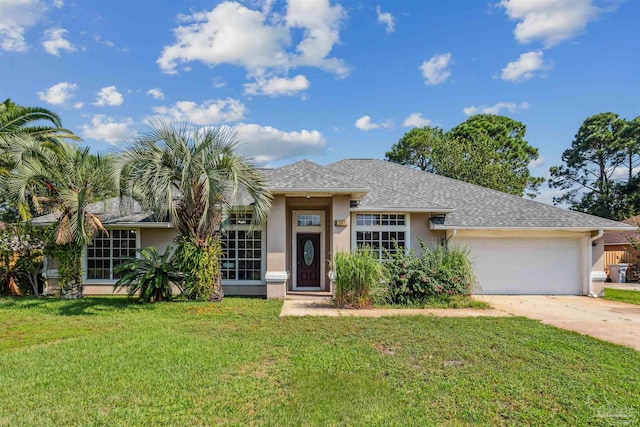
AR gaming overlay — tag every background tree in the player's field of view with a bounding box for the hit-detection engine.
[119,120,272,301]
[549,112,638,220]
[385,126,446,172]
[3,137,116,299]
[448,114,543,197]
[386,115,544,197]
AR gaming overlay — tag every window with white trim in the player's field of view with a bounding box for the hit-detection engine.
[221,213,264,282]
[86,229,137,280]
[354,214,407,260]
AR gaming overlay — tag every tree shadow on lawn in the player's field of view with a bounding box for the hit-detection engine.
[0,296,152,316]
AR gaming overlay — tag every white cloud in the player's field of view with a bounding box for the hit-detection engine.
[528,156,545,169]
[42,27,75,56]
[72,102,83,109]
[93,33,129,52]
[0,0,45,52]
[501,50,549,82]
[53,0,64,8]
[212,77,226,88]
[420,52,452,85]
[355,115,391,131]
[499,0,604,47]
[463,101,529,116]
[403,113,432,128]
[152,98,246,125]
[157,0,348,77]
[146,88,165,100]
[94,86,124,107]
[244,74,310,97]
[233,123,325,163]
[80,114,136,144]
[37,82,78,105]
[611,166,640,180]
[376,5,395,34]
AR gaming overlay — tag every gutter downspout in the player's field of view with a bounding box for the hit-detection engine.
[445,229,457,248]
[588,229,604,297]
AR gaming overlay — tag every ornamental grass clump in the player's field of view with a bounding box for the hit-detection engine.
[386,241,477,305]
[332,249,389,308]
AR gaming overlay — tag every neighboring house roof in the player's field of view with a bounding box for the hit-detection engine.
[30,197,169,227]
[604,216,640,245]
[326,159,634,231]
[30,158,635,231]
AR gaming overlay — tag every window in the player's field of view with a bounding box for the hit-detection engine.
[221,213,264,282]
[354,214,407,260]
[297,214,321,226]
[86,229,137,280]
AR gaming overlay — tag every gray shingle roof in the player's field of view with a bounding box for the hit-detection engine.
[31,197,156,226]
[326,159,633,230]
[263,160,451,211]
[263,160,367,191]
[31,159,634,230]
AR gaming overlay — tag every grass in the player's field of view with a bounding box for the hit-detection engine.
[1,297,639,426]
[604,288,640,305]
[378,294,490,309]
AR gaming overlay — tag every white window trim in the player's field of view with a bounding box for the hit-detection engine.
[351,212,411,258]
[221,213,266,286]
[292,210,326,290]
[83,228,141,285]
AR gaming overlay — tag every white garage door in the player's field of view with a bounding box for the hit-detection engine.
[455,238,583,295]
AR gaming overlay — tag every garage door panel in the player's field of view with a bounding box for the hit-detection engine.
[455,238,582,295]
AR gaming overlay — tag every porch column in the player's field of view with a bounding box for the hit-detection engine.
[331,196,351,293]
[265,196,288,299]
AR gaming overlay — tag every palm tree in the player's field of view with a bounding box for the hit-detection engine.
[119,120,272,301]
[3,136,116,298]
[0,98,79,144]
[114,246,184,302]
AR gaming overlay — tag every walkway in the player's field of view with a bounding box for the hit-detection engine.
[279,296,509,318]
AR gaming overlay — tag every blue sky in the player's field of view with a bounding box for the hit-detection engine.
[1,0,639,203]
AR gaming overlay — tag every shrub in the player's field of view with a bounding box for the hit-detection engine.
[172,236,223,301]
[0,222,48,296]
[331,249,389,308]
[114,246,184,302]
[386,241,477,305]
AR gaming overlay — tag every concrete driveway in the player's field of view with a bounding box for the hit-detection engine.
[478,295,640,350]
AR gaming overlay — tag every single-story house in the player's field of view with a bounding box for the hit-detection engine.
[34,159,636,298]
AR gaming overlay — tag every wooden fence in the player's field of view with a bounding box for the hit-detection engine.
[604,249,636,273]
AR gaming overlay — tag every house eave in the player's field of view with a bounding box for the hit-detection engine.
[430,225,638,232]
[351,207,455,213]
[271,189,369,198]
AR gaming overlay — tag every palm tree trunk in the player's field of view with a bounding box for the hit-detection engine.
[61,280,83,299]
[210,269,224,302]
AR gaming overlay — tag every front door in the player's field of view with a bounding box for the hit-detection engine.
[296,233,321,288]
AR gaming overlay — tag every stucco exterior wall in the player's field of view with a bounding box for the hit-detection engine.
[332,196,351,254]
[140,227,178,253]
[592,237,605,271]
[409,213,444,250]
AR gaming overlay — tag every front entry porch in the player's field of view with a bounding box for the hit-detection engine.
[265,194,352,299]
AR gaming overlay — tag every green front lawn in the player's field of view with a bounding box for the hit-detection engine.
[1,297,639,426]
[604,288,640,305]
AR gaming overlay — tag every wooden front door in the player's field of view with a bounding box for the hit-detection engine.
[296,233,321,287]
